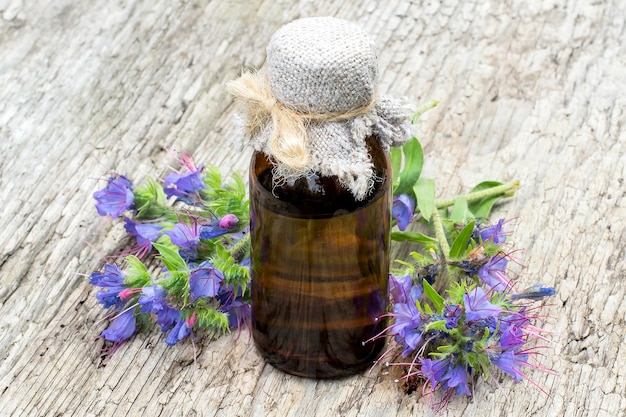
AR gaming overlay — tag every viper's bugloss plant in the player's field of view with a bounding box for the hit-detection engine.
[90,155,251,365]
[382,106,556,408]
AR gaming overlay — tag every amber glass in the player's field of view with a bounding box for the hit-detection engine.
[249,137,391,379]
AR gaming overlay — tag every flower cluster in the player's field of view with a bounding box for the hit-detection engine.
[90,156,251,361]
[383,134,555,406]
[387,200,555,406]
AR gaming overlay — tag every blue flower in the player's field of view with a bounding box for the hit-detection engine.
[442,362,471,396]
[189,261,224,300]
[216,284,251,328]
[164,163,206,202]
[138,285,179,332]
[224,299,252,328]
[444,304,462,329]
[421,356,471,396]
[90,264,126,309]
[392,194,415,231]
[510,283,556,301]
[391,300,423,356]
[498,322,526,349]
[101,309,137,343]
[493,349,529,383]
[478,218,507,244]
[463,287,502,321]
[200,223,230,240]
[167,221,201,260]
[165,314,193,345]
[478,255,511,292]
[93,175,134,218]
[421,357,446,387]
[389,274,422,304]
[123,218,163,257]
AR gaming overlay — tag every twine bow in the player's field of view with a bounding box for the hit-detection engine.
[227,72,377,173]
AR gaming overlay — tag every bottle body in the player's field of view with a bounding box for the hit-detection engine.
[249,137,391,378]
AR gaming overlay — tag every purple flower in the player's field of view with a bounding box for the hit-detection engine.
[223,299,252,328]
[468,316,498,336]
[392,194,415,231]
[138,285,179,332]
[200,223,230,240]
[420,357,471,396]
[93,175,134,218]
[389,274,422,304]
[164,162,206,202]
[216,284,252,329]
[101,309,137,343]
[167,221,201,260]
[420,357,447,387]
[444,304,462,329]
[90,264,126,309]
[165,314,193,345]
[391,301,421,337]
[478,255,512,292]
[189,261,224,300]
[493,349,529,382]
[478,218,507,244]
[498,322,526,349]
[123,218,163,257]
[443,362,471,396]
[391,300,424,356]
[463,287,502,322]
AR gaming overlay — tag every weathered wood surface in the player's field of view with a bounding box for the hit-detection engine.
[0,0,624,415]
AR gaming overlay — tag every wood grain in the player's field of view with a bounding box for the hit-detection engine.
[1,0,624,415]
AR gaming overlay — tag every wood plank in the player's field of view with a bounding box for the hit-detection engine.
[1,0,625,415]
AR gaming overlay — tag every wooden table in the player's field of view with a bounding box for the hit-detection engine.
[1,1,624,415]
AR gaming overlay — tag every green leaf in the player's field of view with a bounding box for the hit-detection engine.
[422,302,433,315]
[154,235,189,274]
[194,306,230,337]
[409,251,435,265]
[450,197,474,223]
[449,220,476,260]
[467,181,504,218]
[446,281,470,305]
[391,231,438,246]
[469,181,504,194]
[124,255,152,288]
[425,319,449,332]
[395,138,423,195]
[423,279,445,313]
[414,178,435,221]
[133,177,169,219]
[201,167,249,222]
[211,242,251,293]
[471,195,502,219]
[390,147,402,185]
[390,259,415,277]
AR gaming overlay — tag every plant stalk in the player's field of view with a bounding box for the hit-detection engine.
[435,181,520,209]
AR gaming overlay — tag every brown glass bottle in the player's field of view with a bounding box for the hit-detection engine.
[249,137,391,379]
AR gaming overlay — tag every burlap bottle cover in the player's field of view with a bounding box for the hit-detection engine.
[228,16,412,200]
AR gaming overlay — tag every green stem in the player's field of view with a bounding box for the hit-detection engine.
[435,181,520,209]
[412,99,440,124]
[230,231,251,258]
[432,209,450,262]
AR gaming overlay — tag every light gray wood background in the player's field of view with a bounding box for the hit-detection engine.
[1,0,624,416]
